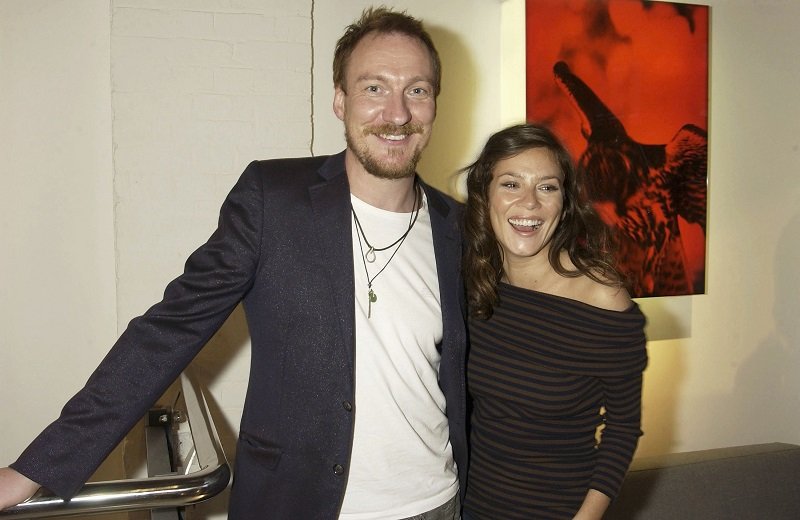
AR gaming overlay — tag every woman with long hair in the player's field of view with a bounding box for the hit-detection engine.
[461,123,647,520]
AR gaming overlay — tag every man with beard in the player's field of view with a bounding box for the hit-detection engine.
[0,7,466,520]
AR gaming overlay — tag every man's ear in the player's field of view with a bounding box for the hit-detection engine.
[333,87,345,121]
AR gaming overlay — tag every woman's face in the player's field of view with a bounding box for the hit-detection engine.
[488,147,565,263]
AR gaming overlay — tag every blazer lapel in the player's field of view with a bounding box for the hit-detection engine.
[308,152,356,353]
[423,181,466,322]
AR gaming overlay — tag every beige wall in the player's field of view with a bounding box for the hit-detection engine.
[1,0,799,516]
[0,0,121,481]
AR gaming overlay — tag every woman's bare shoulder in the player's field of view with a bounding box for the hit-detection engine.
[569,275,632,312]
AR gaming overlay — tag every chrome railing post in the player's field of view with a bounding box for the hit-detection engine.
[1,371,231,519]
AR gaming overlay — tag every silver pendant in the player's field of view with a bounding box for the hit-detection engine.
[365,247,376,263]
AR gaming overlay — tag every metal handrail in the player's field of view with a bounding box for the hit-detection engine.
[1,372,231,518]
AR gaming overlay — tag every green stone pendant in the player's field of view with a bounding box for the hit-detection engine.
[368,288,377,318]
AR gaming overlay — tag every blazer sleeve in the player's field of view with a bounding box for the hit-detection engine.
[11,162,266,500]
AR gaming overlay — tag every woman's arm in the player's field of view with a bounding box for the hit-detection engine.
[573,488,612,520]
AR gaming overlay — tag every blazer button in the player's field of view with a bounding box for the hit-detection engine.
[333,464,345,476]
[342,401,353,412]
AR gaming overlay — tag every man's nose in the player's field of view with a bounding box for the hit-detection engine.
[382,92,412,126]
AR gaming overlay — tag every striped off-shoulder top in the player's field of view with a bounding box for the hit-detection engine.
[464,282,648,520]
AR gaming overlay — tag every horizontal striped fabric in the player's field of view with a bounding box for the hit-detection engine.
[464,283,648,519]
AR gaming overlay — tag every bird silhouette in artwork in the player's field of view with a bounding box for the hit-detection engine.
[553,61,707,297]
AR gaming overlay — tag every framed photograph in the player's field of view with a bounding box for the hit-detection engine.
[526,0,709,298]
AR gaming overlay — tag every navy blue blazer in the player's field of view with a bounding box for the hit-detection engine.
[13,152,468,519]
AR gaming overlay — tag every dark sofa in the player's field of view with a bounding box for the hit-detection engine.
[605,442,800,519]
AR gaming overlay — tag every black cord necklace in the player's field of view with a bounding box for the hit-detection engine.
[352,182,421,318]
[352,182,420,263]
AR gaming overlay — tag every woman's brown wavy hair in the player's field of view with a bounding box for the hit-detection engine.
[463,123,623,319]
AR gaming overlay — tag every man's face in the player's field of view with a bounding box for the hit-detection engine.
[334,31,437,180]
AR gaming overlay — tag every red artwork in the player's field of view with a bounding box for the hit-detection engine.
[526,0,709,298]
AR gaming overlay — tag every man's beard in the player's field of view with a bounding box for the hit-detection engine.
[346,123,425,180]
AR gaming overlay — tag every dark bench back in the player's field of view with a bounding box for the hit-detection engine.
[606,443,800,519]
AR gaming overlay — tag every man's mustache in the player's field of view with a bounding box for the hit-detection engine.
[362,123,423,137]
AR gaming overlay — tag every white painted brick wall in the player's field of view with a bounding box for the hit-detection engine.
[110,2,312,515]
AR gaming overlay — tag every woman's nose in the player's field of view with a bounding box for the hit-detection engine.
[521,189,541,208]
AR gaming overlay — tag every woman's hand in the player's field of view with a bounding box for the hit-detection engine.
[572,488,611,520]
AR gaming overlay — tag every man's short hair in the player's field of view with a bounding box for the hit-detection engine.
[333,7,441,97]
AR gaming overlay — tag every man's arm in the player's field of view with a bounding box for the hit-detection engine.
[0,467,40,511]
[10,162,267,500]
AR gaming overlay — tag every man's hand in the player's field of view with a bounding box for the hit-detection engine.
[0,467,41,510]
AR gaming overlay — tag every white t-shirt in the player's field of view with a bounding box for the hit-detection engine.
[338,193,458,519]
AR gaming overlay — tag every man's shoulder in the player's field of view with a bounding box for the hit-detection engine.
[247,154,332,174]
[420,180,464,215]
[238,152,346,188]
